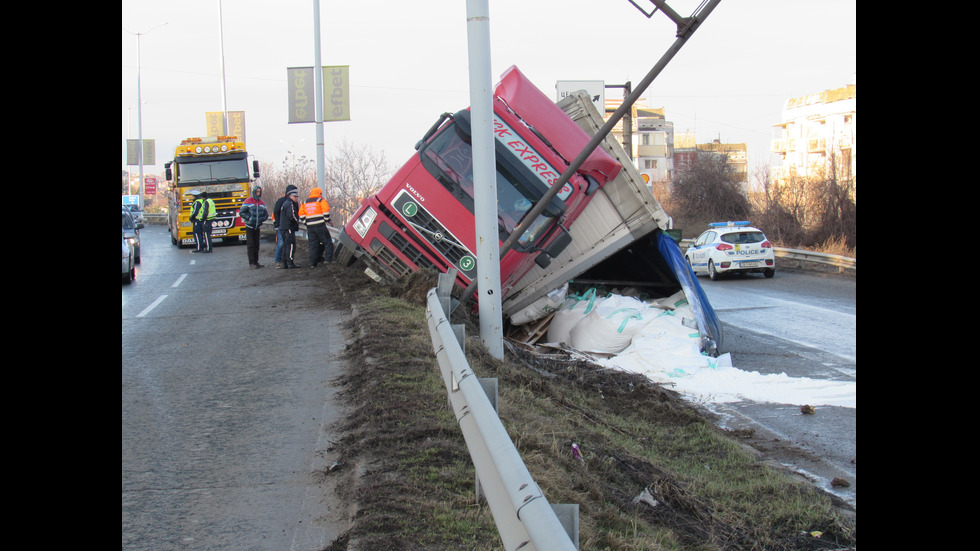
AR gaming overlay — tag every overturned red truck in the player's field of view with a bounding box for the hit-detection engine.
[335,65,721,348]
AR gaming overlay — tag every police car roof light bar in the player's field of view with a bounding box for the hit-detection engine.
[709,221,751,228]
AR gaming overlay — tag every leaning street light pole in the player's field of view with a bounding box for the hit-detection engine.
[460,0,722,305]
[124,21,168,211]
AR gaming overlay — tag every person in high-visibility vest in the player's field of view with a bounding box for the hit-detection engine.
[188,190,205,252]
[191,190,217,253]
[299,187,334,267]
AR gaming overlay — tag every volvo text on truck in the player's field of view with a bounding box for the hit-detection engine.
[165,136,260,247]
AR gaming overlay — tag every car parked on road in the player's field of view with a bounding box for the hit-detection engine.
[685,221,775,280]
[122,230,136,284]
[123,208,144,264]
[125,203,144,225]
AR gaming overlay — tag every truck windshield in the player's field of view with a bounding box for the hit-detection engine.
[176,155,249,185]
[420,121,552,247]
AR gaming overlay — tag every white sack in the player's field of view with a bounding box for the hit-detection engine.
[569,295,655,354]
[546,288,602,345]
[509,284,569,326]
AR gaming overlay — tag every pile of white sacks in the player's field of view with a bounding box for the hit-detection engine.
[512,285,855,408]
[542,286,728,372]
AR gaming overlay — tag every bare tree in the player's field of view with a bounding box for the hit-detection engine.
[750,163,804,246]
[259,152,317,209]
[323,140,392,227]
[671,151,750,223]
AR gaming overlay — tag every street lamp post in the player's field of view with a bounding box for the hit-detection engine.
[124,21,167,210]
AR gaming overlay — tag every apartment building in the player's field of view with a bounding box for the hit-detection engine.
[604,98,675,184]
[604,98,747,187]
[771,78,856,186]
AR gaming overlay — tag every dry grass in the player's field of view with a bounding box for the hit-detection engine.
[314,263,855,550]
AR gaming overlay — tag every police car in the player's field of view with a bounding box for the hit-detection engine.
[685,221,775,280]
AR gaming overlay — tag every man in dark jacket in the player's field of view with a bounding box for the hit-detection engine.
[273,184,298,267]
[276,187,301,269]
[239,184,269,268]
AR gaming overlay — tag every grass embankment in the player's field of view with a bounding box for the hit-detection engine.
[321,268,855,551]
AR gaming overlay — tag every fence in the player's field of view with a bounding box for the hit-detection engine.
[679,239,855,274]
[144,213,854,274]
[426,269,579,550]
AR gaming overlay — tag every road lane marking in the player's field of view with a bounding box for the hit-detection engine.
[172,273,188,287]
[137,295,168,318]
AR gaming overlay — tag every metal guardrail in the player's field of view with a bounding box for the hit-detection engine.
[679,239,855,273]
[773,247,855,272]
[426,270,579,551]
[143,211,853,274]
[143,213,853,272]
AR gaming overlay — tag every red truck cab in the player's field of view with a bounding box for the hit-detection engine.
[336,66,621,298]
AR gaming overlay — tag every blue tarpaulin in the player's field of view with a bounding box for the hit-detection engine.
[657,231,723,351]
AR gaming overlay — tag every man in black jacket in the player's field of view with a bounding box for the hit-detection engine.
[276,187,301,269]
[273,184,298,267]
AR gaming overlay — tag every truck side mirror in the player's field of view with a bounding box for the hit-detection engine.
[534,228,572,268]
[544,227,573,258]
[535,252,552,268]
[165,167,172,180]
[253,160,260,179]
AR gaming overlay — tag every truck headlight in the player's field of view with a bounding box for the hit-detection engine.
[353,207,377,238]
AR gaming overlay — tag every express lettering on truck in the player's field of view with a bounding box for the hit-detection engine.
[494,115,570,200]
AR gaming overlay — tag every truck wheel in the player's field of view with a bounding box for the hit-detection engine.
[333,242,356,267]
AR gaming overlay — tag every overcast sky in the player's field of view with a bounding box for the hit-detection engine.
[122,0,855,181]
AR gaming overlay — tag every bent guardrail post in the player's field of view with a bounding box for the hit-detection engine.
[426,277,578,550]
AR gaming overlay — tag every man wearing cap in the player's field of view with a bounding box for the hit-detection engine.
[188,190,205,253]
[276,187,301,269]
[191,191,217,253]
[299,186,334,267]
[273,184,298,267]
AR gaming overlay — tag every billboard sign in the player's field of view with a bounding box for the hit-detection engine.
[287,66,350,123]
[556,80,605,113]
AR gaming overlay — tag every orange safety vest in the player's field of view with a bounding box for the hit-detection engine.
[300,187,331,226]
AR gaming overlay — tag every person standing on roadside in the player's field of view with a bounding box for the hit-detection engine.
[273,184,298,267]
[194,191,217,253]
[299,187,334,268]
[276,187,301,269]
[188,190,206,253]
[239,184,269,268]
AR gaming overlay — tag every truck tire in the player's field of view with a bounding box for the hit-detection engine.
[333,241,356,267]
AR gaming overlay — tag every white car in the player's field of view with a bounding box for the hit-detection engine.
[685,221,775,280]
[122,230,136,284]
[122,208,143,264]
[125,204,144,225]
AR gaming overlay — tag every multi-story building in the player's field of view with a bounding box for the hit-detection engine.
[605,98,675,185]
[771,77,856,187]
[674,139,748,184]
[604,99,747,188]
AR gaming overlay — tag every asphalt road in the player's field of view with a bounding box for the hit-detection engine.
[123,224,856,548]
[122,226,349,550]
[696,269,856,508]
